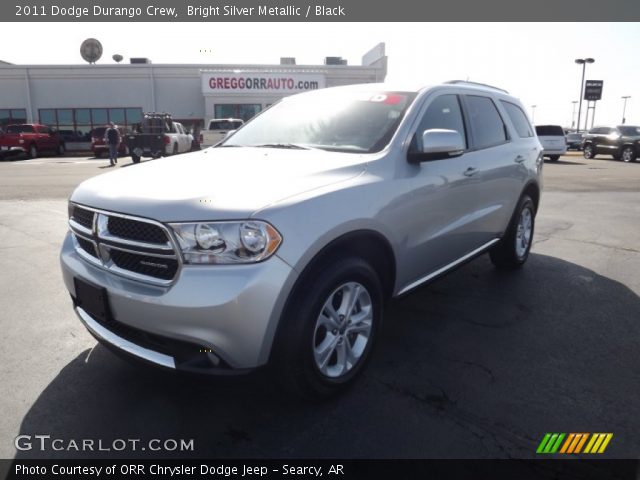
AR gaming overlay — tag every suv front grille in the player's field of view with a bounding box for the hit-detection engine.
[75,235,98,258]
[110,249,178,281]
[68,204,179,285]
[107,216,168,244]
[71,205,94,230]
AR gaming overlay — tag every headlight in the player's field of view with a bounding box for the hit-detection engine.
[170,220,282,264]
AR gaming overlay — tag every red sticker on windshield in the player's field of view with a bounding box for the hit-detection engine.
[368,94,405,105]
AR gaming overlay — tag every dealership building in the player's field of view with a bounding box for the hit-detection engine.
[0,44,387,150]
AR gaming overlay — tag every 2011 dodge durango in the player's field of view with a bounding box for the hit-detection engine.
[60,81,543,397]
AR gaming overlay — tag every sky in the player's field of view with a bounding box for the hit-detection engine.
[1,22,638,127]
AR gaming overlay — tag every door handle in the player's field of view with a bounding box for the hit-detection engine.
[515,155,526,163]
[463,167,478,177]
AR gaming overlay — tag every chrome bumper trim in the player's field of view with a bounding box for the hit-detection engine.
[76,306,176,369]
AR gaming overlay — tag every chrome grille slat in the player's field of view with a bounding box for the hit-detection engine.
[68,203,181,286]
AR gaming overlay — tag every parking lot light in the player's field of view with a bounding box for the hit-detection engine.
[621,96,631,124]
[575,58,595,133]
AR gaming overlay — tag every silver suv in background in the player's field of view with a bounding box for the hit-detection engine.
[60,81,543,397]
[535,124,567,161]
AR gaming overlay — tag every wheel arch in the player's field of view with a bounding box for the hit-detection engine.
[521,181,540,214]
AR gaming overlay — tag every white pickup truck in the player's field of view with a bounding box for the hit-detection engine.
[200,118,244,149]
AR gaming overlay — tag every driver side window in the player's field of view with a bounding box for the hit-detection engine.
[411,94,467,152]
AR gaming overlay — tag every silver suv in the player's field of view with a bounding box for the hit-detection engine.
[60,81,543,397]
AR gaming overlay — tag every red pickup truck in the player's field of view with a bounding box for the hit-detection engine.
[0,124,65,159]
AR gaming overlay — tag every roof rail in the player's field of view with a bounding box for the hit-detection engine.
[444,80,509,94]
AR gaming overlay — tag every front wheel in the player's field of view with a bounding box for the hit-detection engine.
[621,146,637,163]
[272,257,383,398]
[583,144,595,159]
[131,153,140,164]
[490,195,535,270]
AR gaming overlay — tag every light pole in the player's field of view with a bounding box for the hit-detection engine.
[621,96,631,124]
[531,105,536,123]
[571,101,578,130]
[575,57,595,133]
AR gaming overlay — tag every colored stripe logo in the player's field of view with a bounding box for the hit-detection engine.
[537,433,613,454]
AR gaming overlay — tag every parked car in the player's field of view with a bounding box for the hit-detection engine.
[582,125,640,162]
[0,123,65,158]
[200,118,244,148]
[535,125,567,161]
[125,113,193,163]
[90,127,130,158]
[61,81,543,397]
[565,132,584,151]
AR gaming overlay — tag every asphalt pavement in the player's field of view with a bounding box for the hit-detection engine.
[0,152,639,460]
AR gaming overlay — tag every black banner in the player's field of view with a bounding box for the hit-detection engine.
[4,0,640,21]
[2,459,639,480]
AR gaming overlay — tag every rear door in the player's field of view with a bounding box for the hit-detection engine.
[462,94,530,242]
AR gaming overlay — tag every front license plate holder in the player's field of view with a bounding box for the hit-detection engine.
[74,277,113,324]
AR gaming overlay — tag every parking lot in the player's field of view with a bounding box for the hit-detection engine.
[0,151,639,459]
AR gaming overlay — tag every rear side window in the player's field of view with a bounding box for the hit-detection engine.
[501,101,533,138]
[465,95,508,149]
[209,120,243,130]
[414,94,467,150]
[6,125,35,133]
[535,125,565,136]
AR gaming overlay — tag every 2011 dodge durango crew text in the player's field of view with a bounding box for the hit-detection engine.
[60,82,543,397]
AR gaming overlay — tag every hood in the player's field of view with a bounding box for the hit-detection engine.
[70,147,367,221]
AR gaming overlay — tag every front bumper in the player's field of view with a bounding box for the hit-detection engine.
[60,232,297,372]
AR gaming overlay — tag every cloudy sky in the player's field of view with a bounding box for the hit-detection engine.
[1,22,638,126]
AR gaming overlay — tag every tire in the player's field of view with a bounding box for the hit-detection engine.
[172,144,178,155]
[131,153,141,164]
[490,195,535,270]
[94,151,102,158]
[583,144,595,159]
[27,144,38,159]
[548,155,560,162]
[272,257,383,398]
[621,146,637,163]
[57,143,65,156]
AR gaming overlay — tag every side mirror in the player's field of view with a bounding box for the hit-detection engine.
[409,129,465,163]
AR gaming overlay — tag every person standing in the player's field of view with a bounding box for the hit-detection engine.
[104,122,121,166]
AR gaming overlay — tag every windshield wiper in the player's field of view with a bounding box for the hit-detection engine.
[253,143,312,150]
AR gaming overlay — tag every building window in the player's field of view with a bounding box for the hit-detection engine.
[37,107,143,142]
[0,109,27,127]
[214,104,261,121]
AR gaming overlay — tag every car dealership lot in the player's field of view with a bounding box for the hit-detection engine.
[0,152,639,459]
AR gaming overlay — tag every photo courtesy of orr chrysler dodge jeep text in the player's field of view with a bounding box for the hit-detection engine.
[60,81,543,397]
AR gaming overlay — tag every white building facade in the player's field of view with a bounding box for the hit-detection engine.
[0,44,387,149]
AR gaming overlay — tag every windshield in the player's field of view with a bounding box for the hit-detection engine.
[6,125,35,134]
[618,126,640,136]
[222,90,417,153]
[209,120,243,130]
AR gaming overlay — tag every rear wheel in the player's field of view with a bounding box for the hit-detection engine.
[272,257,383,398]
[57,143,65,156]
[583,144,595,159]
[131,153,140,164]
[621,146,637,163]
[548,155,560,162]
[490,195,535,270]
[172,143,178,155]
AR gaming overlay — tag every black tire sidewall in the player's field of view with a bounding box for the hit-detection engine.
[275,257,383,397]
[490,195,535,269]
